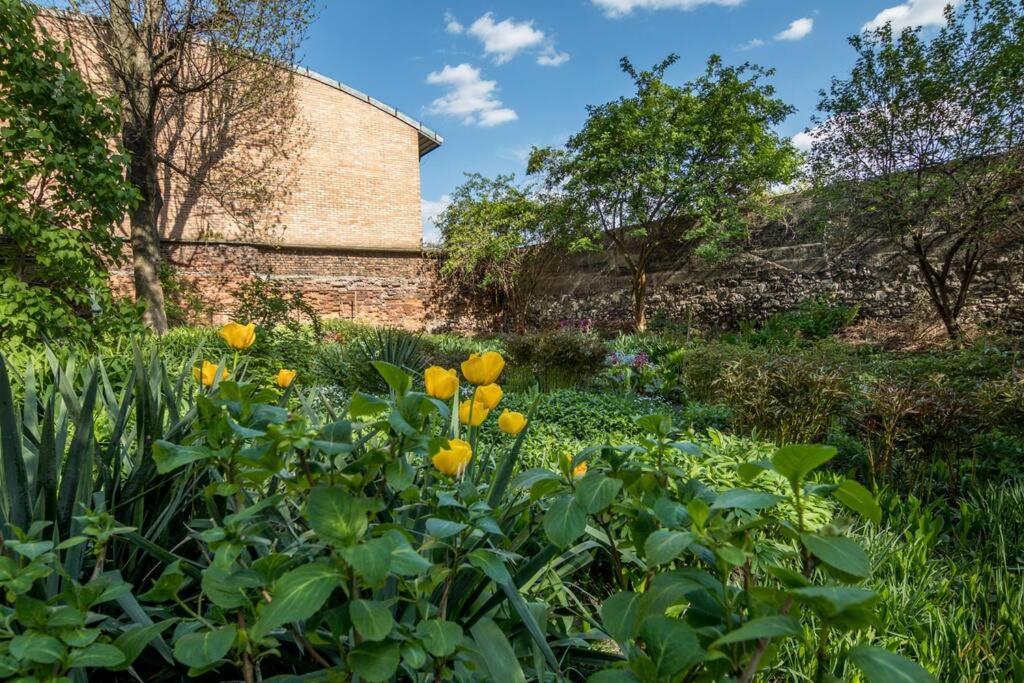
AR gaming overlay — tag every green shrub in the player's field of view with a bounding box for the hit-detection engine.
[312,326,426,392]
[231,275,323,336]
[501,329,606,390]
[739,297,860,347]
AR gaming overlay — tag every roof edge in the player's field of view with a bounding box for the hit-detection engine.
[296,67,443,157]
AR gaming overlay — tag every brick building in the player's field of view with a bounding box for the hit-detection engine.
[143,66,446,327]
[40,12,444,328]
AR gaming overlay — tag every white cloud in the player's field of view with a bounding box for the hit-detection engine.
[791,130,815,152]
[774,17,813,41]
[421,195,451,245]
[425,63,518,128]
[444,11,463,34]
[738,38,765,51]
[863,0,961,32]
[467,13,546,64]
[591,0,743,19]
[537,46,570,67]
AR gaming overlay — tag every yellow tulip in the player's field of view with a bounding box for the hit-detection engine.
[473,383,503,409]
[565,453,587,478]
[424,366,459,400]
[461,351,505,385]
[498,409,527,435]
[220,321,256,350]
[193,360,228,387]
[432,439,473,476]
[275,369,297,388]
[459,399,489,427]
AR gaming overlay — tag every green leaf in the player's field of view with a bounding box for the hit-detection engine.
[601,591,641,643]
[588,670,642,682]
[380,530,432,575]
[416,619,463,657]
[348,641,401,682]
[771,444,836,488]
[350,600,395,642]
[173,626,236,669]
[68,643,127,668]
[712,616,803,647]
[638,616,704,677]
[849,645,935,683]
[426,518,467,539]
[710,488,782,511]
[152,441,214,474]
[469,618,526,683]
[575,473,623,513]
[371,361,412,396]
[250,562,341,640]
[833,480,882,525]
[349,392,390,419]
[643,530,694,567]
[789,586,879,628]
[0,354,31,530]
[468,549,512,583]
[307,487,369,546]
[543,494,587,548]
[801,534,871,579]
[342,539,391,586]
[10,632,64,664]
[112,619,175,669]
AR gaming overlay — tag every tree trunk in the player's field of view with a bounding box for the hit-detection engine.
[631,265,648,332]
[124,124,169,334]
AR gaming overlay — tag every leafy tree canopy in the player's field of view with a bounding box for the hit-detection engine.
[0,0,140,345]
[529,54,799,330]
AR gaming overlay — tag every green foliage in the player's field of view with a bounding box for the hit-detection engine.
[231,276,323,337]
[0,0,140,345]
[436,173,561,330]
[501,329,606,390]
[740,297,859,347]
[312,326,426,393]
[530,53,800,329]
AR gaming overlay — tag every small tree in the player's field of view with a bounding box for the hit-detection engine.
[0,0,139,345]
[529,54,799,331]
[808,0,1024,339]
[51,0,315,333]
[436,173,567,331]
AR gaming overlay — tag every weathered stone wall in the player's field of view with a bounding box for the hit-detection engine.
[527,230,1024,332]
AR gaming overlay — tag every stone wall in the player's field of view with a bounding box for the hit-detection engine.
[527,229,1024,333]
[110,241,454,329]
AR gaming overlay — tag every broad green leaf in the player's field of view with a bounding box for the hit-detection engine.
[68,643,127,668]
[0,354,31,530]
[342,539,391,586]
[601,591,641,643]
[371,361,412,396]
[575,473,623,513]
[349,392,390,419]
[416,619,463,657]
[833,480,882,525]
[348,641,401,682]
[152,441,214,474]
[112,620,175,669]
[543,494,587,548]
[173,626,236,668]
[588,670,642,682]
[10,632,64,664]
[710,488,781,511]
[849,645,935,683]
[380,530,432,575]
[468,549,512,583]
[350,600,395,642]
[771,444,836,488]
[307,487,369,546]
[711,616,803,647]
[801,534,871,578]
[469,618,526,683]
[426,518,467,539]
[638,616,704,677]
[250,562,341,640]
[643,530,694,567]
[789,586,879,628]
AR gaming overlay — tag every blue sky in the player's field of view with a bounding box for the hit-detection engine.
[301,0,959,242]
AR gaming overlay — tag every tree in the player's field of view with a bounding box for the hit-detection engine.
[48,0,314,333]
[0,0,139,345]
[529,54,799,331]
[808,0,1024,339]
[436,174,567,331]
